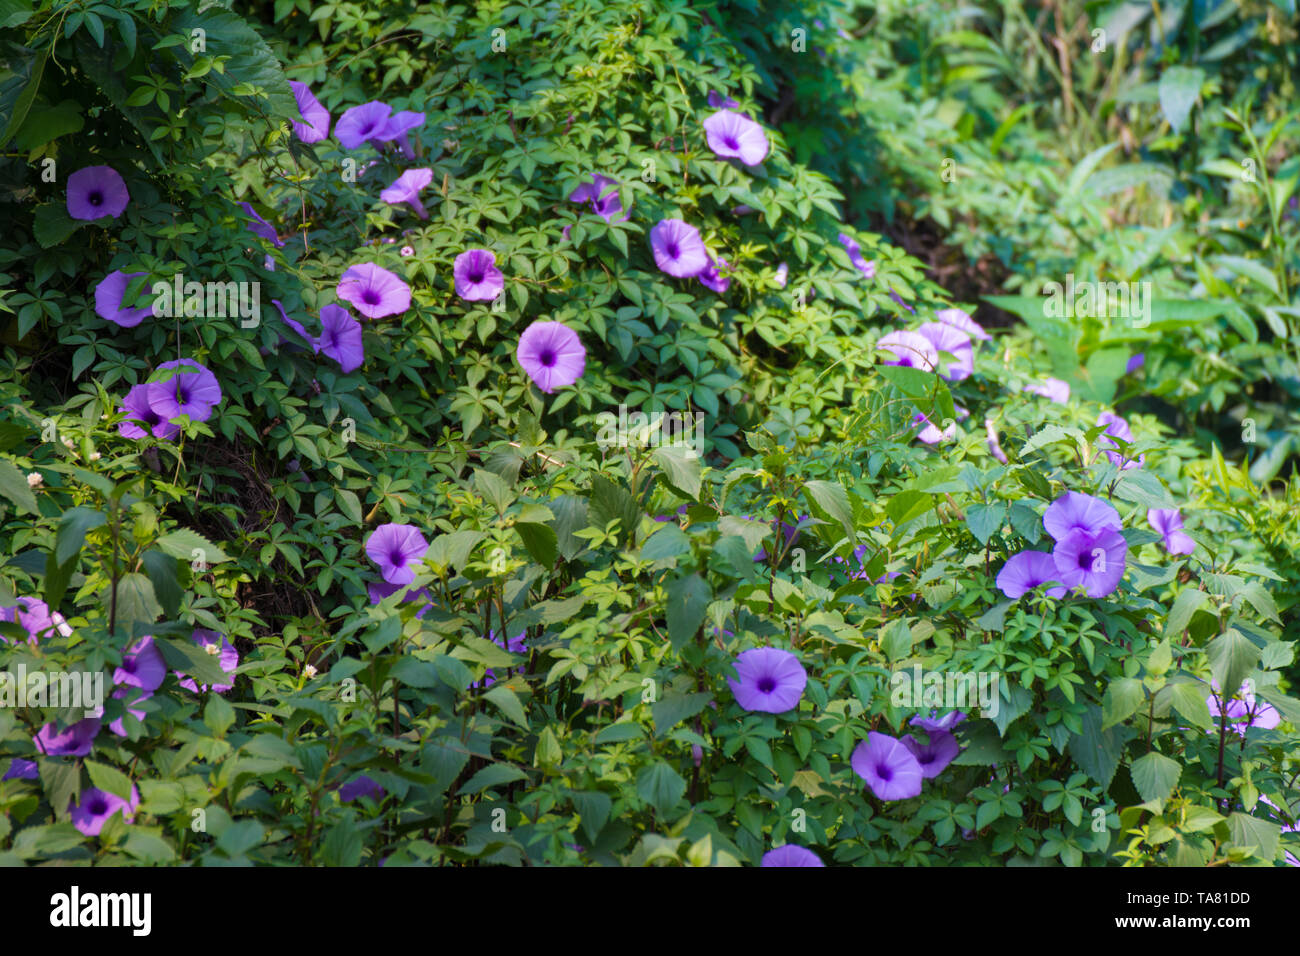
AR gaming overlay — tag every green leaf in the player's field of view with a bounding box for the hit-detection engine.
[156,528,231,564]
[635,761,686,816]
[0,47,44,149]
[1207,629,1261,705]
[12,99,84,151]
[652,692,712,736]
[1168,681,1213,731]
[1068,705,1135,789]
[652,445,702,500]
[802,479,853,540]
[483,684,528,727]
[85,759,134,802]
[454,634,518,669]
[514,521,557,568]
[32,203,87,249]
[1130,752,1182,803]
[0,460,38,514]
[640,522,691,562]
[203,694,236,735]
[0,0,34,29]
[458,762,527,795]
[1226,812,1281,860]
[140,549,182,618]
[109,573,161,632]
[965,502,1006,545]
[572,791,612,842]
[56,506,106,565]
[1157,65,1203,133]
[1102,677,1145,730]
[155,635,232,688]
[881,619,913,663]
[1165,588,1210,638]
[665,573,710,651]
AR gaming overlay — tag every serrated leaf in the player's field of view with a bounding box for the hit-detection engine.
[1131,752,1182,803]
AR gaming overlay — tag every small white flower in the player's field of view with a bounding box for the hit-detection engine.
[204,642,220,656]
[304,664,318,679]
[26,472,42,489]
[89,451,102,461]
[61,437,75,450]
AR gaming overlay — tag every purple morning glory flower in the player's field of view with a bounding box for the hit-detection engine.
[1097,411,1144,470]
[889,289,916,314]
[70,785,139,836]
[996,550,1067,599]
[1126,352,1145,374]
[380,168,433,219]
[474,629,527,688]
[902,731,960,778]
[339,775,386,803]
[986,417,1008,464]
[1043,491,1122,542]
[149,359,222,423]
[774,262,788,288]
[935,307,990,341]
[288,80,331,143]
[317,304,364,373]
[94,270,154,328]
[761,845,824,867]
[0,596,71,644]
[727,647,808,713]
[118,382,179,441]
[912,411,956,445]
[707,90,742,111]
[838,233,876,279]
[334,101,394,150]
[379,110,425,159]
[517,320,586,394]
[650,219,710,277]
[108,686,150,737]
[1023,378,1070,404]
[568,174,626,223]
[697,256,732,294]
[67,165,129,220]
[1207,680,1280,732]
[365,523,429,586]
[878,330,939,371]
[34,717,101,757]
[272,298,312,344]
[236,201,285,248]
[114,635,166,692]
[176,629,239,693]
[851,732,924,801]
[1052,528,1127,597]
[702,109,770,166]
[3,758,38,781]
[917,321,973,381]
[1148,508,1194,556]
[337,263,411,318]
[453,248,505,302]
[911,710,967,734]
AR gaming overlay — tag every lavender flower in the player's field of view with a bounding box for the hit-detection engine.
[935,307,990,341]
[453,249,505,302]
[339,775,386,803]
[917,322,973,381]
[1207,680,1281,732]
[176,629,239,693]
[838,233,876,279]
[288,80,330,143]
[702,110,770,166]
[66,166,129,220]
[70,785,139,836]
[237,201,285,248]
[1126,352,1145,374]
[34,717,101,757]
[912,412,956,445]
[2,758,38,781]
[727,647,807,713]
[380,110,425,159]
[317,304,364,373]
[149,359,222,423]
[911,710,967,734]
[697,256,732,294]
[517,320,586,394]
[94,270,154,328]
[337,263,411,319]
[108,686,150,737]
[1052,528,1127,597]
[996,550,1066,599]
[1097,411,1144,470]
[761,845,824,867]
[1148,508,1194,556]
[707,91,742,111]
[851,732,924,801]
[0,596,72,644]
[877,331,938,371]
[1042,492,1121,542]
[774,262,788,288]
[1023,378,1070,404]
[113,636,166,692]
[901,731,960,778]
[365,523,429,586]
[650,219,709,277]
[568,174,626,223]
[380,168,433,219]
[334,101,395,150]
[985,418,1008,463]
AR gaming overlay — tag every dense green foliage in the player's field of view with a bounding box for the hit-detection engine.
[0,0,1297,866]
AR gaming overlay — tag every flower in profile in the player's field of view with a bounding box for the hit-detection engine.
[877,331,938,371]
[34,717,101,756]
[334,101,394,149]
[708,90,742,111]
[272,298,312,344]
[902,731,960,778]
[177,629,239,693]
[1023,378,1070,404]
[116,384,172,443]
[475,630,527,688]
[367,581,434,618]
[2,758,38,781]
[702,109,770,165]
[1148,508,1194,556]
[517,320,586,394]
[0,596,72,644]
[917,322,973,381]
[236,201,285,248]
[1205,679,1280,733]
[1097,411,1144,470]
[1126,352,1145,374]
[378,110,425,159]
[380,168,434,219]
[650,219,710,277]
[996,550,1067,599]
[149,359,222,423]
[912,412,955,445]
[889,289,916,314]
[697,256,732,294]
[935,307,990,341]
[1052,528,1127,597]
[911,710,967,734]
[114,636,166,692]
[1043,491,1121,542]
[452,249,505,302]
[761,845,824,867]
[108,687,150,737]
[67,166,129,220]
[727,647,807,714]
[774,262,788,288]
[95,270,154,328]
[365,523,429,586]
[985,418,1008,463]
[288,80,330,143]
[851,732,924,801]
[568,174,626,223]
[317,304,364,373]
[838,233,876,279]
[339,775,386,803]
[70,785,140,836]
[337,263,411,318]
